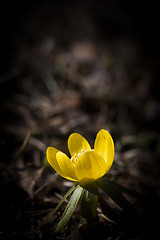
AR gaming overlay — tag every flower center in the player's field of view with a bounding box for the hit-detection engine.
[70,149,95,165]
[71,149,85,165]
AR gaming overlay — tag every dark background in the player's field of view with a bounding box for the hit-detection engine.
[0,1,160,239]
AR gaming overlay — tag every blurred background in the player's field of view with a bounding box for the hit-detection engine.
[0,1,160,239]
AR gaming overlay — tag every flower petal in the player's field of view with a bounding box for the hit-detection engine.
[47,147,66,177]
[94,129,114,172]
[46,147,75,181]
[68,133,91,157]
[75,150,106,181]
[56,151,78,181]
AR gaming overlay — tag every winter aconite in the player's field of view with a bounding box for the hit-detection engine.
[46,129,114,182]
[45,129,140,233]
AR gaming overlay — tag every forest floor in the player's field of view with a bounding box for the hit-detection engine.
[0,2,160,239]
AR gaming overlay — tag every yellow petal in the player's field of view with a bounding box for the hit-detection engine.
[68,133,91,157]
[47,147,66,177]
[56,151,78,181]
[75,151,107,181]
[46,147,75,181]
[94,129,114,172]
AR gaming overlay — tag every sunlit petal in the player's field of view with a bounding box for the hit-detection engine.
[94,129,114,172]
[46,147,68,179]
[68,133,91,157]
[56,151,78,181]
[75,151,106,181]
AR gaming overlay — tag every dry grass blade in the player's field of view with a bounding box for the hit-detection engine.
[13,130,31,162]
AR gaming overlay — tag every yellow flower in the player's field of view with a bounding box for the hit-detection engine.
[46,129,114,182]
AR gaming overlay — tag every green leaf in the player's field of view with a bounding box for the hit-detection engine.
[43,183,79,225]
[109,181,144,199]
[80,188,98,227]
[97,179,137,216]
[101,175,144,199]
[56,185,83,232]
[80,180,98,195]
